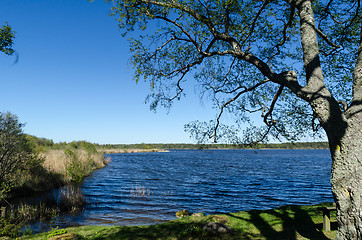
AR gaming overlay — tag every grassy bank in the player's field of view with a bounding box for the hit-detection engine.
[17,203,336,240]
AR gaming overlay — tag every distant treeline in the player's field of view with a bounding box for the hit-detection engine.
[97,142,329,150]
[26,135,329,150]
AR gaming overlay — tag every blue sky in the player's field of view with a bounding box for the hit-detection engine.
[0,0,223,144]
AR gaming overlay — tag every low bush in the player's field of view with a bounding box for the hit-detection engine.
[0,218,21,238]
[65,149,86,183]
[46,227,67,239]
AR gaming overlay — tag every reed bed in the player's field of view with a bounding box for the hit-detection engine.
[130,186,151,198]
[41,150,68,175]
[58,185,87,213]
[0,186,88,238]
[1,145,108,238]
[40,149,106,183]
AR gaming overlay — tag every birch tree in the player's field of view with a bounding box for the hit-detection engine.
[106,0,362,238]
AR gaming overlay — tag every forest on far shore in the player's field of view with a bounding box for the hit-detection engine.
[96,142,329,150]
[29,135,329,151]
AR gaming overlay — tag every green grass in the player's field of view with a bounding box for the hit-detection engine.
[18,203,336,240]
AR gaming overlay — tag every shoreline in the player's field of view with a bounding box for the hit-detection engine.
[7,149,168,200]
[18,202,337,240]
[102,148,328,153]
[101,148,170,154]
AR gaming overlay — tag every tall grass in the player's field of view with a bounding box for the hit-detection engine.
[0,139,109,238]
[58,185,87,213]
[40,149,106,183]
[130,186,151,198]
[0,186,87,238]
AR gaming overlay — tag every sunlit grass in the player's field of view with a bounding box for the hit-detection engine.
[19,203,337,240]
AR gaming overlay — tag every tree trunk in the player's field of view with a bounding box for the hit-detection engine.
[330,111,362,239]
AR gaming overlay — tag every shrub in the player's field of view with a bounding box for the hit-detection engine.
[0,112,35,189]
[47,227,67,239]
[65,149,85,183]
[0,218,21,238]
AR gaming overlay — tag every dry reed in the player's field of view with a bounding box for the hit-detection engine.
[130,186,151,198]
[40,149,105,183]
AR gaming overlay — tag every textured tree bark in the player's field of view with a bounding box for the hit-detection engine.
[331,19,362,239]
[330,114,362,239]
[295,1,362,238]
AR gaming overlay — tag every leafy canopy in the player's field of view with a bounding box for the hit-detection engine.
[107,0,361,143]
[0,112,35,185]
[0,23,15,56]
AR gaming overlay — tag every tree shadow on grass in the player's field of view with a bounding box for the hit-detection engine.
[83,220,249,240]
[226,205,332,240]
[74,204,336,239]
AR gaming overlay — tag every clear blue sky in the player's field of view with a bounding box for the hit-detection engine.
[0,0,223,144]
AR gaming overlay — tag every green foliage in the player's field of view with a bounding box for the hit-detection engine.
[21,203,337,240]
[107,0,361,144]
[185,120,241,144]
[42,140,99,152]
[0,113,67,200]
[0,22,15,56]
[0,112,36,192]
[26,135,54,151]
[13,202,58,224]
[0,188,87,238]
[80,141,97,154]
[98,142,328,150]
[0,218,21,238]
[64,149,85,183]
[46,227,67,239]
[68,141,79,149]
[0,182,11,202]
[22,227,34,236]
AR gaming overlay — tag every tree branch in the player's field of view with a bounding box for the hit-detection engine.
[268,4,296,63]
[314,26,341,49]
[140,0,217,34]
[262,85,284,126]
[212,79,270,142]
[240,0,270,46]
[151,15,201,52]
[148,36,176,61]
[134,0,308,101]
[168,71,186,101]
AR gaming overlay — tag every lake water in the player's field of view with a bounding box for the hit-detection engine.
[50,149,333,228]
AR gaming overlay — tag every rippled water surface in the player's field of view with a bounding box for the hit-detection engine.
[55,149,332,227]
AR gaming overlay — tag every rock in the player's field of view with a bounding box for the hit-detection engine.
[47,233,79,240]
[176,209,191,218]
[203,222,232,234]
[192,212,205,217]
[211,215,229,224]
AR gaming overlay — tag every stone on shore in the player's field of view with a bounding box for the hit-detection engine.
[203,222,232,234]
[176,209,191,218]
[192,212,205,217]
